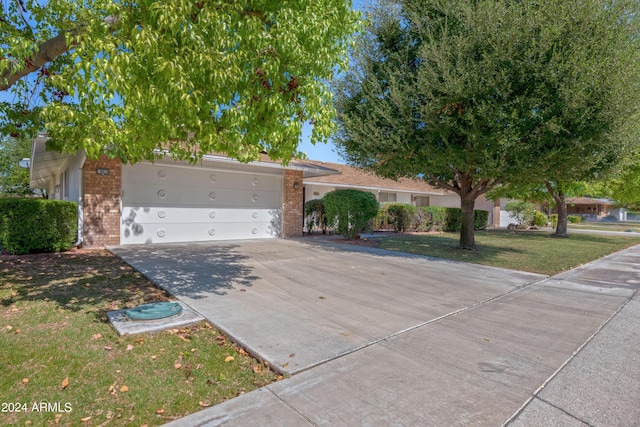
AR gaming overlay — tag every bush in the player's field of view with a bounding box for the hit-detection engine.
[373,205,488,232]
[550,214,558,226]
[568,215,583,223]
[415,206,448,231]
[323,189,379,239]
[533,211,548,227]
[505,201,536,226]
[0,198,78,254]
[304,199,328,234]
[442,208,489,231]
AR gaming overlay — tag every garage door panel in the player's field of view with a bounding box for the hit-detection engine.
[123,183,281,208]
[121,221,280,244]
[123,164,282,191]
[122,207,281,224]
[121,164,284,244]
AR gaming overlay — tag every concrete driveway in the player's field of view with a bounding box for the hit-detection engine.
[110,239,640,426]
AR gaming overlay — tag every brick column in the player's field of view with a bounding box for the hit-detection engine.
[283,169,303,238]
[82,156,121,247]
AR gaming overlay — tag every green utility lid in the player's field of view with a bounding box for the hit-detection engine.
[124,302,182,321]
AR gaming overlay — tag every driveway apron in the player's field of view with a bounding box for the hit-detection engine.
[110,240,640,426]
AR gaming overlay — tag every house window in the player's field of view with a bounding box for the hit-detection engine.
[379,192,396,203]
[414,196,430,207]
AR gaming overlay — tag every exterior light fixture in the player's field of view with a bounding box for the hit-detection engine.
[293,181,300,190]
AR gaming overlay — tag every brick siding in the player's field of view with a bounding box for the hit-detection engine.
[283,169,303,238]
[82,156,121,247]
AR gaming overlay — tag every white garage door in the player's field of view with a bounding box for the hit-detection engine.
[121,163,283,244]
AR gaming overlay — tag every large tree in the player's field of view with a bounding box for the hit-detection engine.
[334,0,640,249]
[1,0,359,163]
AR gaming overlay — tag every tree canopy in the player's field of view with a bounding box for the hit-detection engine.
[334,0,640,248]
[1,0,360,163]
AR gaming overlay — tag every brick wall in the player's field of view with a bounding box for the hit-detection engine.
[283,169,303,238]
[83,156,121,247]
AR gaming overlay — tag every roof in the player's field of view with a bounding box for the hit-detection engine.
[566,197,614,206]
[298,160,446,195]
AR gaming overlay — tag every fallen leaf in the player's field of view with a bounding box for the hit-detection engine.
[13,329,20,334]
[104,346,112,351]
[25,421,32,426]
[174,362,182,369]
[282,362,289,368]
[289,353,295,358]
[81,416,92,423]
[155,409,164,414]
[126,345,133,351]
[84,283,90,287]
[319,296,326,299]
[136,338,144,344]
[115,370,121,373]
[191,348,197,352]
[6,325,12,331]
[198,401,211,407]
[277,375,284,381]
[483,338,490,342]
[224,356,234,363]
[61,377,69,389]
[119,385,129,392]
[22,378,29,383]
[92,333,102,340]
[54,413,62,424]
[151,355,157,360]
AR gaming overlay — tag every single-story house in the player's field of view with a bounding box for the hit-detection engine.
[552,197,626,221]
[29,134,340,247]
[301,160,502,228]
[29,136,510,247]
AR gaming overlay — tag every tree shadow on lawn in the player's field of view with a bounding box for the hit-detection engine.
[0,249,172,323]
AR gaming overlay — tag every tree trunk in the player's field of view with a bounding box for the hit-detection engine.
[545,181,569,238]
[459,196,476,250]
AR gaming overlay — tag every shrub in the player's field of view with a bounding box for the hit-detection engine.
[533,211,548,227]
[550,214,558,226]
[323,189,379,239]
[442,208,489,231]
[0,198,78,254]
[304,199,328,234]
[415,206,448,231]
[386,204,417,232]
[568,215,583,223]
[505,201,537,226]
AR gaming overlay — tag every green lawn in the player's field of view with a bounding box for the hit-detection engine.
[375,229,640,275]
[568,222,640,233]
[0,250,276,426]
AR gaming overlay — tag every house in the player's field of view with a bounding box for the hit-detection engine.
[300,160,501,227]
[556,197,625,221]
[29,136,509,248]
[29,134,338,247]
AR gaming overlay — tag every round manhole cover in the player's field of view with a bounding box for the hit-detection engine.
[125,302,182,321]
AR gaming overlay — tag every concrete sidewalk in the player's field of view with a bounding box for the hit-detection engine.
[111,240,640,426]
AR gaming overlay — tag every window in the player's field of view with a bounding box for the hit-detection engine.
[414,196,430,207]
[379,192,396,203]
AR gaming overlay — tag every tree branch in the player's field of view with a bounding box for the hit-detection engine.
[1,31,77,92]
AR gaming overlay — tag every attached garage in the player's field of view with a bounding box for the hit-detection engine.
[121,161,284,244]
[28,135,341,247]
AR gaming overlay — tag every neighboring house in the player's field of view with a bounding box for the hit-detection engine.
[29,134,338,247]
[301,160,501,227]
[555,197,625,221]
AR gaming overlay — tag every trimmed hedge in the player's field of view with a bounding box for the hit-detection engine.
[0,198,78,254]
[323,189,379,239]
[374,204,489,232]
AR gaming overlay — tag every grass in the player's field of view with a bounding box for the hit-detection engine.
[0,249,277,426]
[568,222,640,233]
[375,229,640,275]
